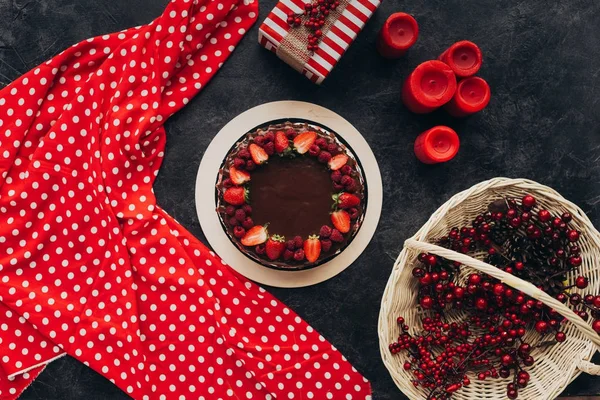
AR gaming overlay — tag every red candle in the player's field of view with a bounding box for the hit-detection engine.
[402,60,457,114]
[444,76,491,117]
[439,40,482,78]
[377,13,419,58]
[414,126,460,164]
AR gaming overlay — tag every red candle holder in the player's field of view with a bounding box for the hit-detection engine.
[414,126,460,164]
[445,76,491,117]
[402,60,457,114]
[439,41,482,78]
[377,12,419,59]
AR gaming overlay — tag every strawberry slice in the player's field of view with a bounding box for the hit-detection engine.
[275,131,290,153]
[331,210,351,233]
[303,235,322,263]
[249,143,269,165]
[241,225,268,247]
[293,131,317,154]
[328,154,348,171]
[265,234,286,260]
[229,166,251,185]
[223,186,247,206]
[334,192,360,209]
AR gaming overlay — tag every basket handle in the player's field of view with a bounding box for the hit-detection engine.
[577,359,600,375]
[404,238,600,350]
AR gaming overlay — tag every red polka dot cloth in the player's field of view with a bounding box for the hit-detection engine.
[0,0,372,399]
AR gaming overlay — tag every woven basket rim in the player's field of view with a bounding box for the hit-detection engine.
[378,177,600,400]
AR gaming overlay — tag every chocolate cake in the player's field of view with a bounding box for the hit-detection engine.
[216,121,366,270]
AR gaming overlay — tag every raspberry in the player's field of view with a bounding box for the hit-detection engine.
[223,178,233,188]
[286,128,297,139]
[317,151,332,163]
[263,142,275,155]
[283,249,294,260]
[235,209,246,221]
[242,217,254,230]
[237,148,251,159]
[225,205,236,216]
[286,240,295,250]
[308,144,320,157]
[333,182,345,191]
[254,136,265,146]
[327,143,339,154]
[319,225,332,238]
[255,244,266,255]
[293,235,303,249]
[242,204,252,214]
[321,239,332,252]
[293,249,305,261]
[229,217,240,227]
[331,170,342,182]
[246,160,256,171]
[315,138,327,148]
[348,208,359,220]
[233,158,246,169]
[264,132,275,142]
[340,175,353,186]
[233,226,245,238]
[340,165,353,175]
[345,179,357,192]
[330,229,343,242]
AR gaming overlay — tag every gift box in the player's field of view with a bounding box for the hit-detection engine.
[259,0,381,84]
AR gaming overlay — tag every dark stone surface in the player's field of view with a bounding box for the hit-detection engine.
[0,0,597,398]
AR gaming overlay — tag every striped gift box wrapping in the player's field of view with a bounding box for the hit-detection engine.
[258,0,381,84]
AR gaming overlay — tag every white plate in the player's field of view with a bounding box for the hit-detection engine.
[195,101,382,288]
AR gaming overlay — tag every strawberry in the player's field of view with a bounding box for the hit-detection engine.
[303,235,321,263]
[241,225,268,247]
[249,143,268,165]
[223,186,247,206]
[333,192,360,209]
[275,131,290,153]
[265,235,286,260]
[331,209,351,233]
[293,131,317,154]
[328,154,348,171]
[229,166,251,185]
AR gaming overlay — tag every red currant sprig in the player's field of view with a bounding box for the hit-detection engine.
[286,0,341,52]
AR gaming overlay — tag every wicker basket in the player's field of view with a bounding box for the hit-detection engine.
[379,178,600,400]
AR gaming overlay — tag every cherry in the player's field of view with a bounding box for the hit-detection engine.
[575,276,588,289]
[522,194,536,208]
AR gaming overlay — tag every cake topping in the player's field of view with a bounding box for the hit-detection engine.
[241,225,269,246]
[334,192,361,209]
[249,143,269,164]
[331,209,351,233]
[266,234,286,260]
[328,154,348,170]
[224,186,247,206]
[293,131,317,154]
[304,235,322,263]
[229,166,251,185]
[275,131,290,153]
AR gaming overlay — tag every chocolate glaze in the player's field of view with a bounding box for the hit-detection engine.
[250,155,332,239]
[216,121,366,270]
